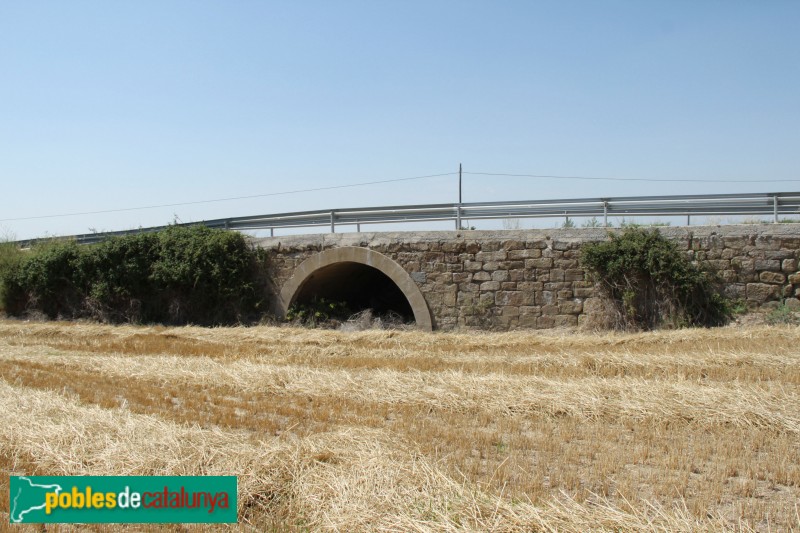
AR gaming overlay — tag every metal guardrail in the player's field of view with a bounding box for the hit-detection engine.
[15,191,800,247]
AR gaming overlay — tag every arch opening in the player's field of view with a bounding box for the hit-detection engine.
[292,262,414,322]
[278,247,433,330]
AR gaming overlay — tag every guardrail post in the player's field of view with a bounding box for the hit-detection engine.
[456,205,461,230]
[330,210,335,233]
[270,228,274,237]
[357,221,361,232]
[603,200,608,227]
[774,195,778,223]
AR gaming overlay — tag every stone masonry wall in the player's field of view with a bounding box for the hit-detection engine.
[257,224,800,330]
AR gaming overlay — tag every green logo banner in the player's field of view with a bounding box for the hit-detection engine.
[9,476,237,524]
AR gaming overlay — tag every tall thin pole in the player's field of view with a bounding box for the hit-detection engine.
[456,163,462,230]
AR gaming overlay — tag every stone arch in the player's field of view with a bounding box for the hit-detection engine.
[278,247,433,331]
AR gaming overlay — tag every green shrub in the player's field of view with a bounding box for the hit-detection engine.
[285,297,350,327]
[1,226,269,325]
[580,228,731,329]
[0,240,25,312]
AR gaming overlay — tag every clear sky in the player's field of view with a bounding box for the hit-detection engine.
[2,1,799,239]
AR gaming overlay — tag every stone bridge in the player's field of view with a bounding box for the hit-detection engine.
[257,225,800,331]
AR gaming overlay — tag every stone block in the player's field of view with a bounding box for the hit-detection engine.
[759,271,785,284]
[746,283,779,302]
[460,282,480,292]
[520,305,541,316]
[721,270,738,283]
[476,251,507,262]
[565,269,585,281]
[480,281,501,291]
[582,297,610,314]
[491,270,509,282]
[441,241,465,253]
[559,300,583,314]
[724,236,751,249]
[552,240,576,251]
[508,249,541,260]
[452,272,472,283]
[411,272,427,283]
[509,269,525,281]
[495,290,524,306]
[764,250,795,260]
[540,291,555,305]
[783,259,798,273]
[555,259,579,269]
[754,259,781,272]
[785,297,800,310]
[479,292,495,306]
[464,260,483,272]
[724,283,746,299]
[574,287,594,298]
[789,272,800,285]
[550,269,565,282]
[557,289,573,299]
[498,260,525,270]
[755,236,781,251]
[541,304,559,315]
[705,259,730,271]
[473,271,491,281]
[554,315,578,327]
[501,240,524,251]
[501,282,517,290]
[526,258,553,269]
[731,258,755,274]
[526,240,549,249]
[536,316,556,328]
[502,306,520,317]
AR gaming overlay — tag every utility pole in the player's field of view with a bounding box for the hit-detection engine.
[456,163,462,230]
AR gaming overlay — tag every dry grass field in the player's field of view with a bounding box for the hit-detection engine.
[0,319,798,531]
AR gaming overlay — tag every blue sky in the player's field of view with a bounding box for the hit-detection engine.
[2,1,799,239]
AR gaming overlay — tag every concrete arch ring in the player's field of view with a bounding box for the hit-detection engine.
[278,247,433,331]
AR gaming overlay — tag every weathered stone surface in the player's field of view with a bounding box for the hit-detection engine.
[554,315,578,327]
[526,258,553,269]
[475,251,507,262]
[452,272,472,283]
[785,297,800,310]
[746,283,780,302]
[491,270,509,282]
[724,283,746,299]
[559,300,583,314]
[759,271,785,284]
[754,259,781,272]
[573,287,594,298]
[508,249,541,259]
[464,260,483,272]
[258,225,800,332]
[495,291,524,306]
[565,269,585,281]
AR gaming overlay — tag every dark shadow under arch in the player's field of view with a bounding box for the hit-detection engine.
[278,247,433,330]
